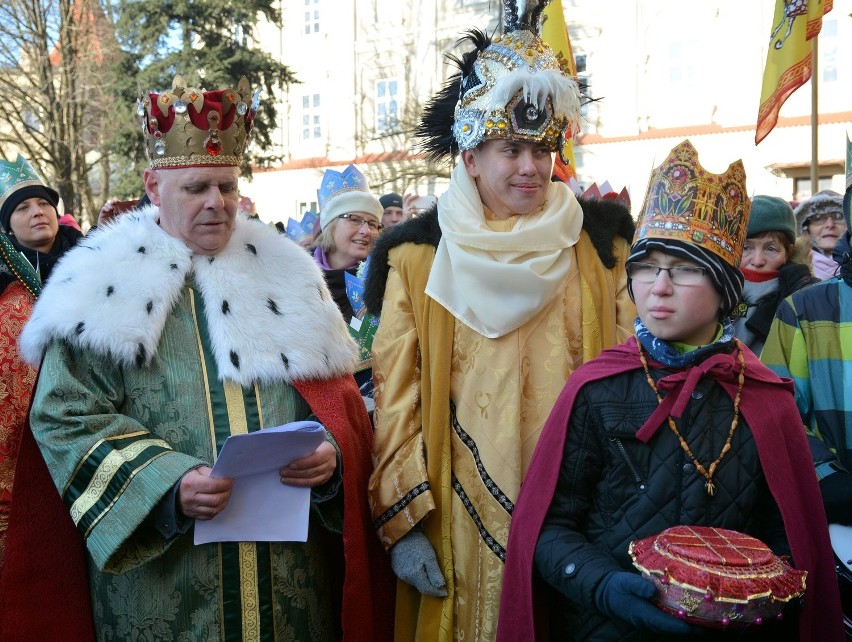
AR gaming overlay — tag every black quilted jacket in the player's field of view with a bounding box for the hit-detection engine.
[533,350,796,641]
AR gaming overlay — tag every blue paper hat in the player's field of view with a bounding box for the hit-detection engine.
[318,165,370,210]
[285,218,306,241]
[317,165,382,230]
[300,211,318,235]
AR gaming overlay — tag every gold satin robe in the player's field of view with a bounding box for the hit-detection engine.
[369,231,634,642]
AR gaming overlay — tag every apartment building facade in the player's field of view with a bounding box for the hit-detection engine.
[243,0,851,224]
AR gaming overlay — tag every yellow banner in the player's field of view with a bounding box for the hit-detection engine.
[755,0,833,144]
[542,0,577,180]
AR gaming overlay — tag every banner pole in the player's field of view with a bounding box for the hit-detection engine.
[810,38,819,194]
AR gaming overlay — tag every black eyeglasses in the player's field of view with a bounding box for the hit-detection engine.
[338,213,383,232]
[626,262,708,286]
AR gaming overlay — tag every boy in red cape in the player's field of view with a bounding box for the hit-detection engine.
[498,141,843,641]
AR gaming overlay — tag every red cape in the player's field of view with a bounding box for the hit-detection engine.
[0,373,393,642]
[295,376,395,642]
[496,337,843,642]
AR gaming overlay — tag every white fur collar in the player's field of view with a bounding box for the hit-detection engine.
[20,206,358,386]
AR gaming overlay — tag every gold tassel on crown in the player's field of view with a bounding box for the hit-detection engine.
[137,75,259,169]
[634,140,751,268]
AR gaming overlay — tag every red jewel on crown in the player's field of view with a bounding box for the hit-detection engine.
[204,111,223,155]
[205,133,222,155]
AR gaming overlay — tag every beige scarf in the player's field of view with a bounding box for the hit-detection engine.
[425,162,583,338]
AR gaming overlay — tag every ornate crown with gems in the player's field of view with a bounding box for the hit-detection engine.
[417,0,581,163]
[634,140,751,268]
[137,75,259,169]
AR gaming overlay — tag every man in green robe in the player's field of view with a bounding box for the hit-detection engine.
[1,75,392,642]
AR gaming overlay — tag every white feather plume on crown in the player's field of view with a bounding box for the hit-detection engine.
[486,67,581,127]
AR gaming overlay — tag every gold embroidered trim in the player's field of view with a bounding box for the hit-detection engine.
[187,288,218,457]
[69,438,171,523]
[149,154,243,168]
[239,542,261,641]
[223,377,258,637]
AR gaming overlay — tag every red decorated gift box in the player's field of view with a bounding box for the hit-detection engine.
[629,525,806,628]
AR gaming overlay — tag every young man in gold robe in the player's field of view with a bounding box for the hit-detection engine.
[363,2,636,640]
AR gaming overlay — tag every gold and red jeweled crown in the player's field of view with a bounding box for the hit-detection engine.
[137,75,259,169]
[630,526,806,629]
[634,140,751,268]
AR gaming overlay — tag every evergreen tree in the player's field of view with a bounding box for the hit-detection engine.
[108,0,296,178]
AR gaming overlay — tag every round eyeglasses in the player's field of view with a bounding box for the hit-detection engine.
[339,213,383,232]
[626,262,708,286]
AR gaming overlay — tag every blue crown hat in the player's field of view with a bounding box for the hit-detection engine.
[318,165,370,210]
[300,211,318,235]
[317,165,383,230]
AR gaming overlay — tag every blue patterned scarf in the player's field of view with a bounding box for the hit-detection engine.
[634,317,736,368]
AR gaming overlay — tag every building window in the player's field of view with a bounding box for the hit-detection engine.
[794,175,834,201]
[304,0,319,35]
[299,201,317,216]
[667,41,695,92]
[822,19,836,83]
[301,93,321,141]
[375,78,399,134]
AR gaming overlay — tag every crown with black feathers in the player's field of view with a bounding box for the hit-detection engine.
[417,0,580,163]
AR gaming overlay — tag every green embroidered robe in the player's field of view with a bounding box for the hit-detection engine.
[22,208,364,642]
[32,286,343,641]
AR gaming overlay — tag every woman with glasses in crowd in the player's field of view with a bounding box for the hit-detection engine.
[311,165,383,396]
[732,195,818,354]
[795,189,847,280]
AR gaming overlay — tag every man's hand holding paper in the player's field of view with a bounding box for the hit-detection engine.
[179,466,234,520]
[193,421,331,544]
[279,440,337,487]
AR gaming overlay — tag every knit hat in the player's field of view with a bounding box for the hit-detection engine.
[628,238,744,318]
[0,155,59,232]
[748,195,796,244]
[794,189,844,231]
[379,193,403,210]
[0,185,59,233]
[317,165,382,231]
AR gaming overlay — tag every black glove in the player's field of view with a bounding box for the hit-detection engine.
[390,530,447,597]
[820,471,852,525]
[594,571,696,635]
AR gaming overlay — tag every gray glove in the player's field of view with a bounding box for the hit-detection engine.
[390,530,447,597]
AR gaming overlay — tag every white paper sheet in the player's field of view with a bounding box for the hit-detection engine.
[194,421,326,544]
